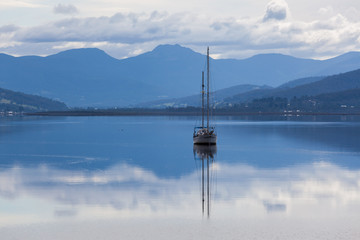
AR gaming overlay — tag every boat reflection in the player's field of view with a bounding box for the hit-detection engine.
[193,144,217,218]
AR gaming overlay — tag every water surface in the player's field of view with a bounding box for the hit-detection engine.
[1,116,360,239]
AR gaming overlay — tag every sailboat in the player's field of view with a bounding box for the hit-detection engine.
[193,47,217,145]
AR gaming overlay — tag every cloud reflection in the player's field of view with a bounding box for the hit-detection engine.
[0,160,360,226]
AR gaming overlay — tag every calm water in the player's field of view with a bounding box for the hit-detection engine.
[1,115,360,239]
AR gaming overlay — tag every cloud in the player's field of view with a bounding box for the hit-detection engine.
[263,0,289,22]
[319,6,334,16]
[13,11,193,45]
[1,1,360,60]
[0,24,19,34]
[0,1,42,8]
[345,7,360,22]
[53,3,78,15]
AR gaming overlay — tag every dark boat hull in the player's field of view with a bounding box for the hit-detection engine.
[193,134,217,145]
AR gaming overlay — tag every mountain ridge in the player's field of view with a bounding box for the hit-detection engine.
[1,44,360,107]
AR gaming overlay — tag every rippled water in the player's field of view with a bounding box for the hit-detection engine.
[1,115,360,239]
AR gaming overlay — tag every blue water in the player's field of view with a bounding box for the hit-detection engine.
[1,116,360,172]
[1,115,360,239]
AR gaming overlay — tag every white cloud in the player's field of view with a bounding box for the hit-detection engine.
[0,1,42,9]
[0,24,19,34]
[13,12,187,44]
[53,3,79,15]
[319,6,334,16]
[52,41,87,50]
[263,0,290,22]
[0,1,360,60]
[345,7,360,22]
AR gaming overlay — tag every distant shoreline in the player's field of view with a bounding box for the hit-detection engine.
[24,110,360,117]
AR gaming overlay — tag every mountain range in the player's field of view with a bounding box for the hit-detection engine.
[1,44,360,107]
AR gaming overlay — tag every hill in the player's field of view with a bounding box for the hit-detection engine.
[0,87,68,112]
[225,88,360,113]
[1,45,360,107]
[225,69,360,104]
[277,76,325,89]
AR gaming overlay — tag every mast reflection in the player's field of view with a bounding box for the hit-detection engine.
[193,144,217,218]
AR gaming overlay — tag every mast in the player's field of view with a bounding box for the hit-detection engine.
[202,71,205,128]
[207,47,210,130]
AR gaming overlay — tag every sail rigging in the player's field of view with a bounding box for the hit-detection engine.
[193,47,217,145]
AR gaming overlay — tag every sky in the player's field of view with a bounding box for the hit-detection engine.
[1,0,360,59]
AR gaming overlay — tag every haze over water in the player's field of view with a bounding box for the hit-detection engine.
[1,115,360,239]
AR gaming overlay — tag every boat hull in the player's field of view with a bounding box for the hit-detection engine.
[193,134,217,145]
